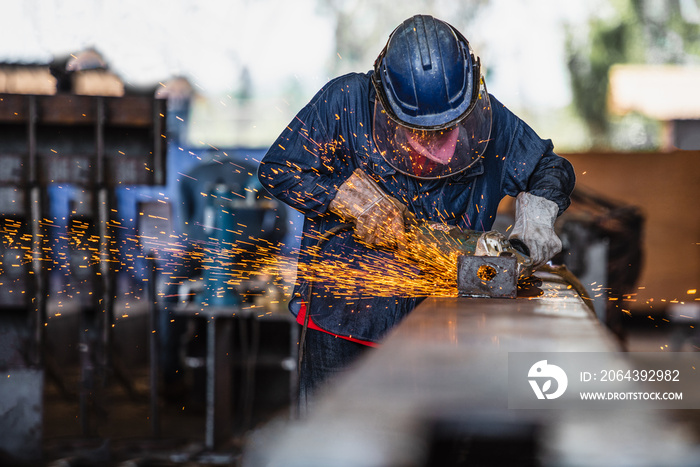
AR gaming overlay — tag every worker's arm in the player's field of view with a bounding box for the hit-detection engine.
[495,101,576,267]
[257,75,365,219]
[507,143,575,267]
[525,150,576,216]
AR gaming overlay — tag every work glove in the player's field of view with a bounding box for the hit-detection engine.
[508,192,562,269]
[329,168,408,248]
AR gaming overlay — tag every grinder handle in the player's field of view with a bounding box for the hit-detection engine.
[509,238,531,257]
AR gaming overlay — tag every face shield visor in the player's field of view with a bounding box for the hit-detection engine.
[372,77,492,179]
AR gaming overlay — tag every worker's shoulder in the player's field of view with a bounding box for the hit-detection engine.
[489,94,512,119]
[312,71,373,102]
[324,71,372,90]
[488,93,523,130]
[488,94,552,152]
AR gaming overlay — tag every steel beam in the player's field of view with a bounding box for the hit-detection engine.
[246,274,699,466]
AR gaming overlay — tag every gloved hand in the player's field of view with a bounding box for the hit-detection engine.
[508,192,562,268]
[329,169,408,248]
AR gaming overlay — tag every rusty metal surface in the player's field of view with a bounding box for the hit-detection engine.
[244,275,699,467]
[457,254,518,298]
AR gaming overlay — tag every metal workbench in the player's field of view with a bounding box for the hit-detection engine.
[243,274,700,467]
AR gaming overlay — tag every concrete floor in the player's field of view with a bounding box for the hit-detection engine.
[40,346,291,466]
[28,288,296,467]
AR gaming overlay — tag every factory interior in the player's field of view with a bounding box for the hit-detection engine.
[1,2,700,466]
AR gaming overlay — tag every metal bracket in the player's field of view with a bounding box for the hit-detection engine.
[457,254,518,298]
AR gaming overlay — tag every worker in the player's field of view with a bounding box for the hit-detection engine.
[258,15,575,407]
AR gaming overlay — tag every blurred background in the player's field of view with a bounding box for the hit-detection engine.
[4,0,697,302]
[5,0,699,150]
[0,0,698,465]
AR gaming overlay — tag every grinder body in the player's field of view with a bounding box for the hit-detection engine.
[402,222,532,298]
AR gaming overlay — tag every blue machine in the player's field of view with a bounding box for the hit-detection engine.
[199,177,288,308]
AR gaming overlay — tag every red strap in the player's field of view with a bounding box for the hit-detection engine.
[297,303,379,348]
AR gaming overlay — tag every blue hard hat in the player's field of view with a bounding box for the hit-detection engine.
[373,15,481,129]
[372,15,492,179]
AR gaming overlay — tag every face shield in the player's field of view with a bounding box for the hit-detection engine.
[372,77,492,179]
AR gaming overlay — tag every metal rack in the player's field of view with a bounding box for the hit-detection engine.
[0,91,166,460]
